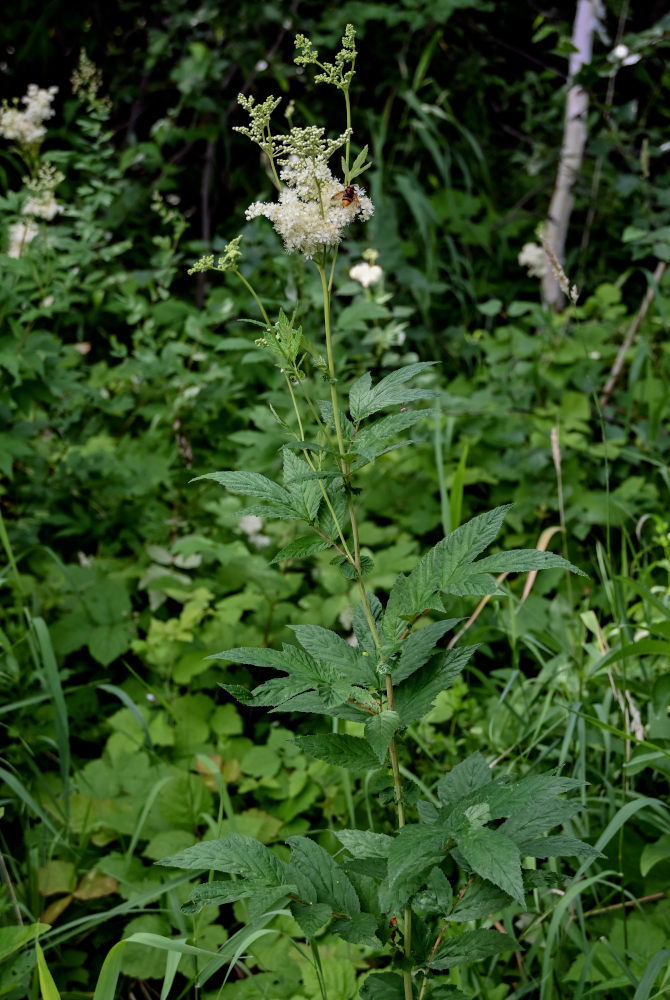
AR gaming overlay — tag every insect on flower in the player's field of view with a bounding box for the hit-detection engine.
[332,184,361,209]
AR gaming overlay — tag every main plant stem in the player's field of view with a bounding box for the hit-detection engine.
[318,258,413,1000]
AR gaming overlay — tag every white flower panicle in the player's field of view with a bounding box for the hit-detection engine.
[0,85,58,148]
[245,156,373,259]
[519,242,550,279]
[7,220,39,258]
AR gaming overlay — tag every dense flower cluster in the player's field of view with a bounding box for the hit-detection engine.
[7,220,39,259]
[0,85,58,148]
[245,156,373,259]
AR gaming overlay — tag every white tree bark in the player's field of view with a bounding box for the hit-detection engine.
[542,0,602,309]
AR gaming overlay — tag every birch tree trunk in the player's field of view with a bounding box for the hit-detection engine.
[542,0,602,310]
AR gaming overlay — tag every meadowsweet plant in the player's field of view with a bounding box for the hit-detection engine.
[160,27,595,1000]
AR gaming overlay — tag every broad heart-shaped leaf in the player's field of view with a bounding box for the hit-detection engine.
[364,711,401,763]
[293,734,380,771]
[269,535,333,564]
[437,752,492,807]
[383,505,512,632]
[393,645,478,726]
[282,447,322,522]
[391,618,462,685]
[430,928,517,970]
[156,834,287,886]
[454,826,524,904]
[349,362,438,422]
[287,836,360,918]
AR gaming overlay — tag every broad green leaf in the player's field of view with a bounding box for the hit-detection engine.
[359,971,405,999]
[287,836,360,917]
[269,536,332,563]
[288,902,332,939]
[0,924,50,964]
[349,362,438,422]
[386,506,512,624]
[293,734,380,771]
[181,880,295,915]
[156,833,287,886]
[455,826,524,903]
[364,711,401,763]
[499,798,583,842]
[415,866,453,915]
[393,645,477,725]
[331,912,380,947]
[437,752,492,807]
[446,878,509,922]
[385,825,452,908]
[335,829,393,858]
[430,928,516,970]
[392,618,462,684]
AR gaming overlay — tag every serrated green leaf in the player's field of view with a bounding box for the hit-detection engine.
[156,834,287,885]
[290,901,332,939]
[350,409,428,463]
[331,912,380,947]
[194,470,290,505]
[269,535,333,563]
[360,971,405,1000]
[455,826,524,903]
[336,553,375,579]
[437,752,492,807]
[392,618,462,684]
[293,734,380,771]
[415,866,454,915]
[446,878,509,922]
[349,362,438,422]
[364,711,401,763]
[287,836,360,917]
[430,928,515,970]
[334,829,393,858]
[384,825,452,909]
[181,880,295,915]
[384,506,512,631]
[472,549,586,577]
[520,835,602,859]
[282,447,323,522]
[393,645,477,725]
[353,592,383,655]
[290,624,378,685]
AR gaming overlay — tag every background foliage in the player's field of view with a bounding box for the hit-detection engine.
[1,1,670,998]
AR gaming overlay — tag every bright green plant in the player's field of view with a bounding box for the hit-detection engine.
[157,27,596,1000]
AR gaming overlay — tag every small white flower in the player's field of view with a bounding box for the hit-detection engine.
[611,43,641,66]
[588,350,601,360]
[7,219,38,258]
[519,242,550,279]
[239,514,264,536]
[245,155,373,259]
[349,262,383,287]
[0,84,58,147]
[249,532,271,549]
[42,295,55,307]
[23,192,62,220]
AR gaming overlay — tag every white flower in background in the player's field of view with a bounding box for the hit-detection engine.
[349,261,383,287]
[7,219,38,258]
[611,43,641,67]
[238,514,270,549]
[0,84,58,148]
[519,242,550,279]
[245,155,373,259]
